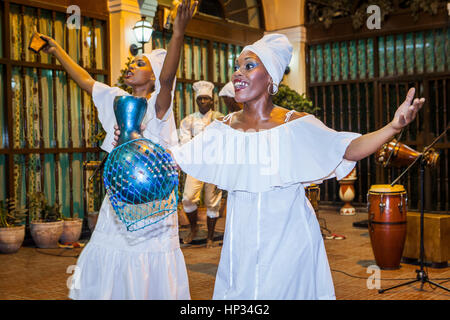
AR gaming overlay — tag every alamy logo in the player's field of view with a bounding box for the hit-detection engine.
[66,265,82,290]
[366,265,381,289]
[66,5,81,30]
[366,5,381,30]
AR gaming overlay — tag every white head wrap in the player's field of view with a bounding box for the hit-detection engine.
[193,80,214,99]
[142,49,168,94]
[219,81,235,98]
[242,33,293,85]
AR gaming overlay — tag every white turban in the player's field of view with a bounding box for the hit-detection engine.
[193,80,214,99]
[242,33,292,85]
[219,81,235,98]
[142,49,167,94]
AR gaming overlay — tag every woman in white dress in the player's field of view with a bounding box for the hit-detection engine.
[116,34,425,299]
[41,0,198,299]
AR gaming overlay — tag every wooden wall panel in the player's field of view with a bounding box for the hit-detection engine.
[306,10,449,213]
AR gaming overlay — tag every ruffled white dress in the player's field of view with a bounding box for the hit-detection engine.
[69,82,190,300]
[170,113,361,300]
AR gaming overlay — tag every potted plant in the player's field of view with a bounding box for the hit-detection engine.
[28,192,64,249]
[0,199,28,254]
[272,84,319,115]
[60,213,83,244]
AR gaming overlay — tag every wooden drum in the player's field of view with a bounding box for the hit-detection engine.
[376,138,439,168]
[305,184,320,218]
[367,184,407,270]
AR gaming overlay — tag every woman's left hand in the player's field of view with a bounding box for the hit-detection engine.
[390,88,425,132]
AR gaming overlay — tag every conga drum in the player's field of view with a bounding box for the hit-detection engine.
[367,184,407,270]
[305,184,320,218]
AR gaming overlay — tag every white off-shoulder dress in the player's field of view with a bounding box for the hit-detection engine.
[69,82,190,300]
[170,112,361,300]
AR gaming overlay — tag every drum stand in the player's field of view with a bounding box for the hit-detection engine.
[378,125,450,294]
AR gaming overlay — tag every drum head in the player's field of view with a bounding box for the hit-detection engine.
[368,184,405,194]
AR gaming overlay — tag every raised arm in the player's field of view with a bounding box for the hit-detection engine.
[41,34,95,95]
[344,88,425,161]
[155,0,197,119]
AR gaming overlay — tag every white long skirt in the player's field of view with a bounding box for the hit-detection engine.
[213,184,336,300]
[68,197,190,300]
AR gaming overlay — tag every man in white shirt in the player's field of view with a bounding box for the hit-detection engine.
[179,81,224,248]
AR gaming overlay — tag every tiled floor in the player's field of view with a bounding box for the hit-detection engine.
[0,207,449,300]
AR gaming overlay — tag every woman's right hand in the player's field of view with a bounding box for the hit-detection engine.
[39,34,60,55]
[172,0,197,36]
[112,124,146,147]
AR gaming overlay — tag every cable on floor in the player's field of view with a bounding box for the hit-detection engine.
[331,268,450,283]
[331,268,416,281]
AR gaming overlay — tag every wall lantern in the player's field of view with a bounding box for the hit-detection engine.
[130,16,153,56]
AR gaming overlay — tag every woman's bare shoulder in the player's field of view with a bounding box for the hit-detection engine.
[289,111,310,121]
[218,110,243,125]
[274,106,310,122]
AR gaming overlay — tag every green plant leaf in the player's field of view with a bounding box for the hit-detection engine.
[272,84,320,116]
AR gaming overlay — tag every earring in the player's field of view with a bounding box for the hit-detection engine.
[268,82,278,95]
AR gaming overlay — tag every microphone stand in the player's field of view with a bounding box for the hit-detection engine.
[378,124,449,294]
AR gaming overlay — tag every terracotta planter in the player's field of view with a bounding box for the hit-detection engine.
[0,225,25,254]
[60,218,83,244]
[87,212,99,233]
[30,220,64,249]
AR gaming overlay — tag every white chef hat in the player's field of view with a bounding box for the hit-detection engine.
[219,81,235,98]
[193,80,214,99]
[142,49,167,93]
[242,33,293,86]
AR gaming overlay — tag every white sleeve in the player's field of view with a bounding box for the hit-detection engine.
[155,108,179,148]
[178,116,192,145]
[291,115,362,184]
[170,116,362,193]
[141,91,179,149]
[91,81,129,153]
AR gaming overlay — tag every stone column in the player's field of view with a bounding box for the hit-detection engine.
[108,0,158,85]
